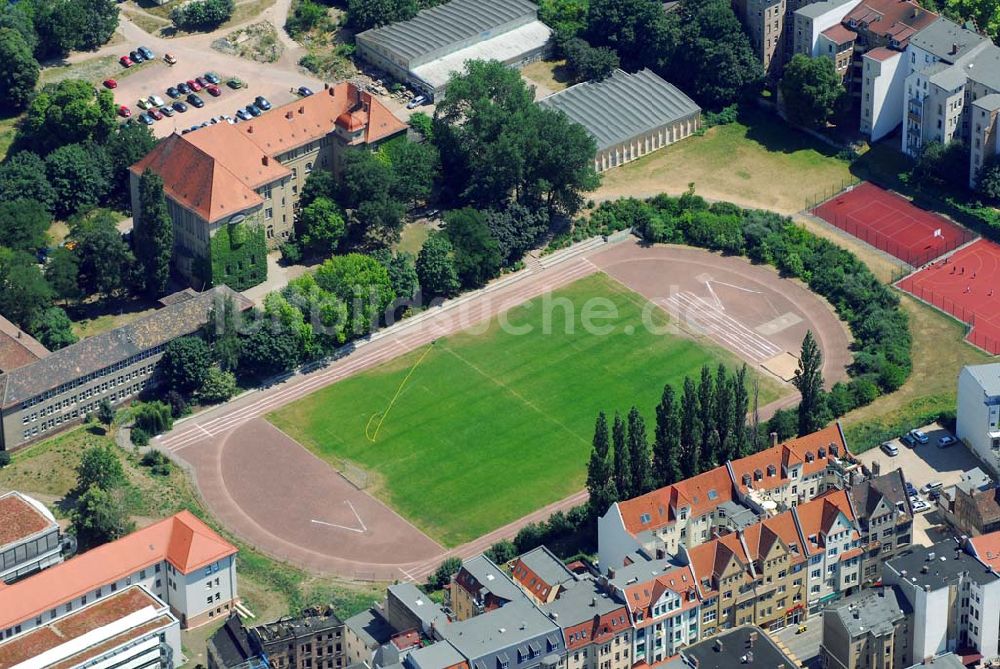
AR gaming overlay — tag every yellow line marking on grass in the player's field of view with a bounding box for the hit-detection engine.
[365,342,435,443]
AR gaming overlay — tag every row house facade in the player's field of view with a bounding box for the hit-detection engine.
[848,468,915,583]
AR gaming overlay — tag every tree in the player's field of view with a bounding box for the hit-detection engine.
[0,151,56,210]
[45,143,111,218]
[444,208,502,289]
[0,4,38,54]
[0,247,53,331]
[586,0,673,69]
[354,196,406,248]
[134,170,174,297]
[697,365,715,469]
[563,37,620,82]
[315,254,395,335]
[300,169,338,210]
[347,0,417,30]
[524,107,600,215]
[70,210,135,300]
[587,412,618,518]
[384,140,439,206]
[680,376,701,478]
[32,0,119,56]
[611,412,631,500]
[793,330,827,436]
[373,249,419,303]
[713,365,734,463]
[206,296,242,372]
[96,399,115,428]
[160,336,213,394]
[285,0,328,36]
[31,307,77,350]
[540,0,589,40]
[653,384,682,487]
[912,140,968,189]
[430,556,462,589]
[976,154,1000,201]
[944,0,1000,39]
[485,538,517,564]
[485,204,550,266]
[297,196,346,257]
[76,444,125,492]
[339,146,397,210]
[21,79,117,153]
[408,112,434,141]
[416,232,459,298]
[0,199,50,254]
[171,0,235,30]
[133,401,174,435]
[238,324,302,379]
[0,28,38,113]
[46,247,82,303]
[198,366,237,403]
[626,406,651,496]
[732,364,750,457]
[780,54,844,128]
[105,123,157,209]
[72,485,134,551]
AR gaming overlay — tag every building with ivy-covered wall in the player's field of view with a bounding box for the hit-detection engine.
[129,83,408,289]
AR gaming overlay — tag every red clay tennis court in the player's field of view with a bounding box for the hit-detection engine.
[897,239,1000,354]
[812,182,974,265]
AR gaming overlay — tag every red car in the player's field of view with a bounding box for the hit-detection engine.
[119,55,133,68]
[147,107,162,120]
[186,79,202,92]
[118,105,132,118]
[205,84,221,97]
[103,78,118,89]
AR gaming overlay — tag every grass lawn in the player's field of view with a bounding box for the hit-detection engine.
[396,222,431,256]
[268,273,786,546]
[595,108,854,215]
[0,425,382,662]
[0,114,18,162]
[521,60,572,98]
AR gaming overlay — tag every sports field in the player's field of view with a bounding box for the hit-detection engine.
[268,273,786,546]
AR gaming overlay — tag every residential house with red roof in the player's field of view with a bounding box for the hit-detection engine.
[848,468,914,583]
[0,510,238,639]
[510,545,575,605]
[793,489,863,612]
[540,577,633,669]
[448,555,528,621]
[130,82,407,286]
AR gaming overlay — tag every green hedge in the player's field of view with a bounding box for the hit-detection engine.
[586,192,912,415]
[209,221,267,291]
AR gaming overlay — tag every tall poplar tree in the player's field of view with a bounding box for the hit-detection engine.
[680,377,701,478]
[732,364,750,457]
[653,384,683,486]
[587,412,618,518]
[612,412,632,500]
[626,406,652,496]
[134,169,174,297]
[794,330,827,436]
[698,365,715,469]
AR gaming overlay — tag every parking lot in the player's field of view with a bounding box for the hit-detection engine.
[771,618,823,669]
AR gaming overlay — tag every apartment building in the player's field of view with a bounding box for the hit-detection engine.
[948,467,1000,536]
[666,625,798,669]
[885,541,1000,663]
[819,587,912,669]
[967,530,1000,573]
[253,605,345,669]
[957,363,1000,475]
[450,555,528,620]
[900,18,1000,187]
[131,83,407,285]
[599,423,856,571]
[511,546,576,605]
[208,613,263,669]
[0,490,63,583]
[0,286,251,451]
[848,469,914,583]
[0,510,238,638]
[734,0,787,78]
[435,600,565,669]
[795,489,864,612]
[0,585,181,669]
[343,608,394,667]
[539,577,632,669]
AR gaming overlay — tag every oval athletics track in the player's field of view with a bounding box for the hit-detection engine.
[165,241,852,582]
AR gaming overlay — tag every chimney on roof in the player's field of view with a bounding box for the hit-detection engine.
[715,639,724,652]
[299,106,305,114]
[324,82,329,89]
[286,111,293,119]
[262,155,269,166]
[952,42,959,54]
[749,631,757,647]
[770,432,779,447]
[247,125,253,134]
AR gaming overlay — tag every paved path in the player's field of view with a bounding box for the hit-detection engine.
[158,240,852,582]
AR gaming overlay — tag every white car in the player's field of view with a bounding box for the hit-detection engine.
[910,429,930,444]
[148,94,165,107]
[911,499,930,513]
[880,442,899,457]
[406,94,428,109]
[938,435,956,447]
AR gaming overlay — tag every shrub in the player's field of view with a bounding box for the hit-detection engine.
[130,426,150,447]
[429,556,462,589]
[198,366,238,404]
[140,449,172,476]
[172,0,235,30]
[132,401,174,436]
[0,451,10,468]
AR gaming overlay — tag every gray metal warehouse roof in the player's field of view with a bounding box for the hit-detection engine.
[538,69,701,151]
[356,0,539,63]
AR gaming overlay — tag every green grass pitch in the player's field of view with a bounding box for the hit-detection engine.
[268,273,787,547]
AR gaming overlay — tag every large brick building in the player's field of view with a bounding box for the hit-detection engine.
[131,83,407,286]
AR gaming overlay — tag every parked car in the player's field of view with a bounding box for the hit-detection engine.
[186,79,202,92]
[227,77,245,89]
[137,112,154,125]
[138,46,154,60]
[103,78,117,89]
[129,50,144,63]
[148,94,165,107]
[205,84,221,97]
[245,104,262,117]
[938,435,956,448]
[137,98,152,110]
[166,86,180,99]
[911,499,929,513]
[119,55,133,68]
[235,108,252,121]
[297,85,313,96]
[909,429,930,444]
[254,95,271,111]
[164,53,177,65]
[147,107,162,121]
[928,490,941,501]
[921,481,944,495]
[172,100,188,113]
[159,105,175,117]
[187,93,205,108]
[880,442,899,457]
[406,94,427,109]
[905,481,917,496]
[222,114,235,124]
[901,433,917,448]
[177,82,191,94]
[204,71,220,84]
[118,105,131,118]
[195,76,208,88]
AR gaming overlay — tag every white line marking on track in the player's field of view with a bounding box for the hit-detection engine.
[311,518,364,534]
[197,424,213,438]
[346,501,367,533]
[711,281,762,294]
[704,281,723,310]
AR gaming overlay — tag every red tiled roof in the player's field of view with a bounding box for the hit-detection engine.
[822,23,858,44]
[0,492,55,549]
[622,565,700,619]
[619,466,734,535]
[969,531,1000,572]
[866,46,900,61]
[845,0,938,46]
[0,511,236,630]
[794,489,858,555]
[0,315,48,373]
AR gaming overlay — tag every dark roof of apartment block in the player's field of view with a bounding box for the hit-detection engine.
[887,540,999,590]
[538,69,700,151]
[679,626,796,668]
[909,17,988,63]
[356,0,538,62]
[209,615,257,668]
[828,587,910,637]
[0,286,251,409]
